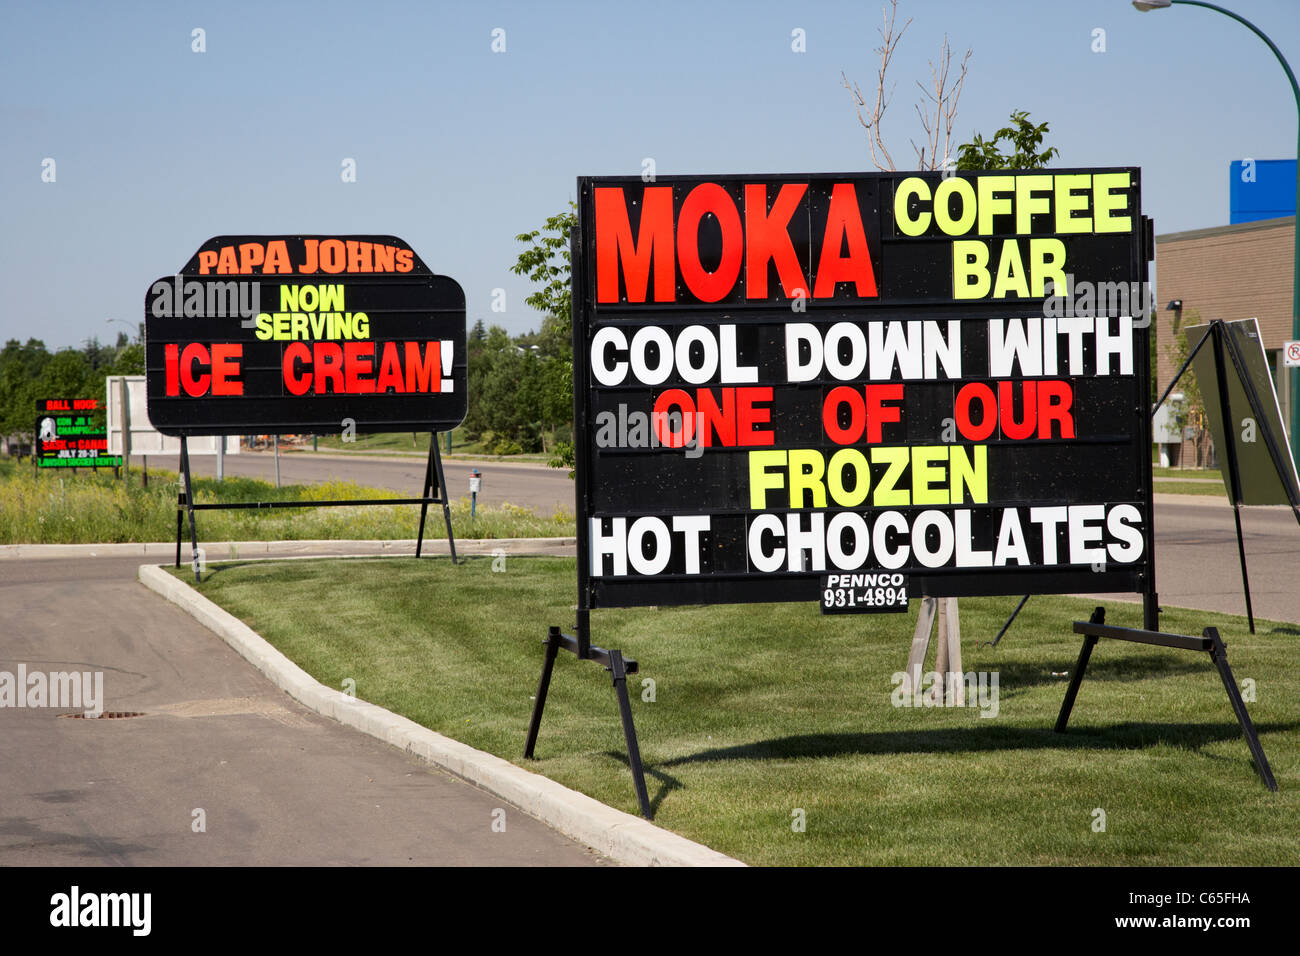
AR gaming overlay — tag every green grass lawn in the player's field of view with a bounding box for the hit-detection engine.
[1153,465,1222,481]
[1150,465,1224,497]
[175,556,1300,866]
[0,458,573,543]
[1154,481,1227,497]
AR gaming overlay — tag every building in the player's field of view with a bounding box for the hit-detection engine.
[1153,215,1295,467]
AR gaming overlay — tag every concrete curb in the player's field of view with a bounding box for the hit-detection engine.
[0,537,577,561]
[137,563,743,868]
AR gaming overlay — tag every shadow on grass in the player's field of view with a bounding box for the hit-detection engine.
[602,751,685,817]
[971,654,1212,698]
[595,720,1292,815]
[598,719,1293,813]
[654,721,1298,768]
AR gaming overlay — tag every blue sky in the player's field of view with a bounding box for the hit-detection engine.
[2,0,1296,349]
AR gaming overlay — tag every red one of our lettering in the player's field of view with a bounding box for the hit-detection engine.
[821,384,904,444]
[953,380,1075,441]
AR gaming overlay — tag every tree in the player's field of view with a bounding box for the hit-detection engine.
[956,110,1059,170]
[512,205,576,356]
[841,0,971,171]
[464,324,510,440]
[0,332,148,447]
[511,205,578,470]
[110,342,145,376]
[1163,309,1212,468]
[0,338,52,440]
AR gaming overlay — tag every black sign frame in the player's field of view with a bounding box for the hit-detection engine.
[570,170,1157,619]
[142,235,466,582]
[144,235,468,437]
[529,168,1158,819]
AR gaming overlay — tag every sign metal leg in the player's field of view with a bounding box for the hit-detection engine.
[608,649,652,820]
[179,436,202,583]
[1206,627,1277,792]
[415,433,435,559]
[1055,607,1104,733]
[986,594,1030,649]
[524,627,561,759]
[175,492,184,569]
[431,439,457,565]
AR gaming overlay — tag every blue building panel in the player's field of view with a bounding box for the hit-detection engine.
[1230,159,1297,224]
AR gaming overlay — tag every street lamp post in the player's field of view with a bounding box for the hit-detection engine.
[1134,0,1300,465]
[104,317,138,342]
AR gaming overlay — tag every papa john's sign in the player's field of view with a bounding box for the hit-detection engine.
[572,170,1156,610]
[144,235,467,436]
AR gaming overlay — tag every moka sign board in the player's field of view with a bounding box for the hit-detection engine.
[144,236,467,436]
[571,170,1155,609]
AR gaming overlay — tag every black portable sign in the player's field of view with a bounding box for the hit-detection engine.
[572,170,1155,610]
[144,236,467,436]
[35,398,120,468]
[1186,318,1300,506]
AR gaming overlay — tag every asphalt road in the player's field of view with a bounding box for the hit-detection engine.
[152,450,575,516]
[1141,495,1300,626]
[0,556,606,866]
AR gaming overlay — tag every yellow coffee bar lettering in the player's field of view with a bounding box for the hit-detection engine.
[894,172,1134,301]
[894,172,1133,237]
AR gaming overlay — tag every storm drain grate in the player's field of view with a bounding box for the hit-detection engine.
[59,711,149,720]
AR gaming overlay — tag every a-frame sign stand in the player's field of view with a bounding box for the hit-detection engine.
[174,431,458,583]
[524,613,652,820]
[1059,606,1277,791]
[414,431,457,561]
[992,318,1300,644]
[1154,320,1300,633]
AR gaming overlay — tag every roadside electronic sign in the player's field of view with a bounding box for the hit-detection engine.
[35,398,121,468]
